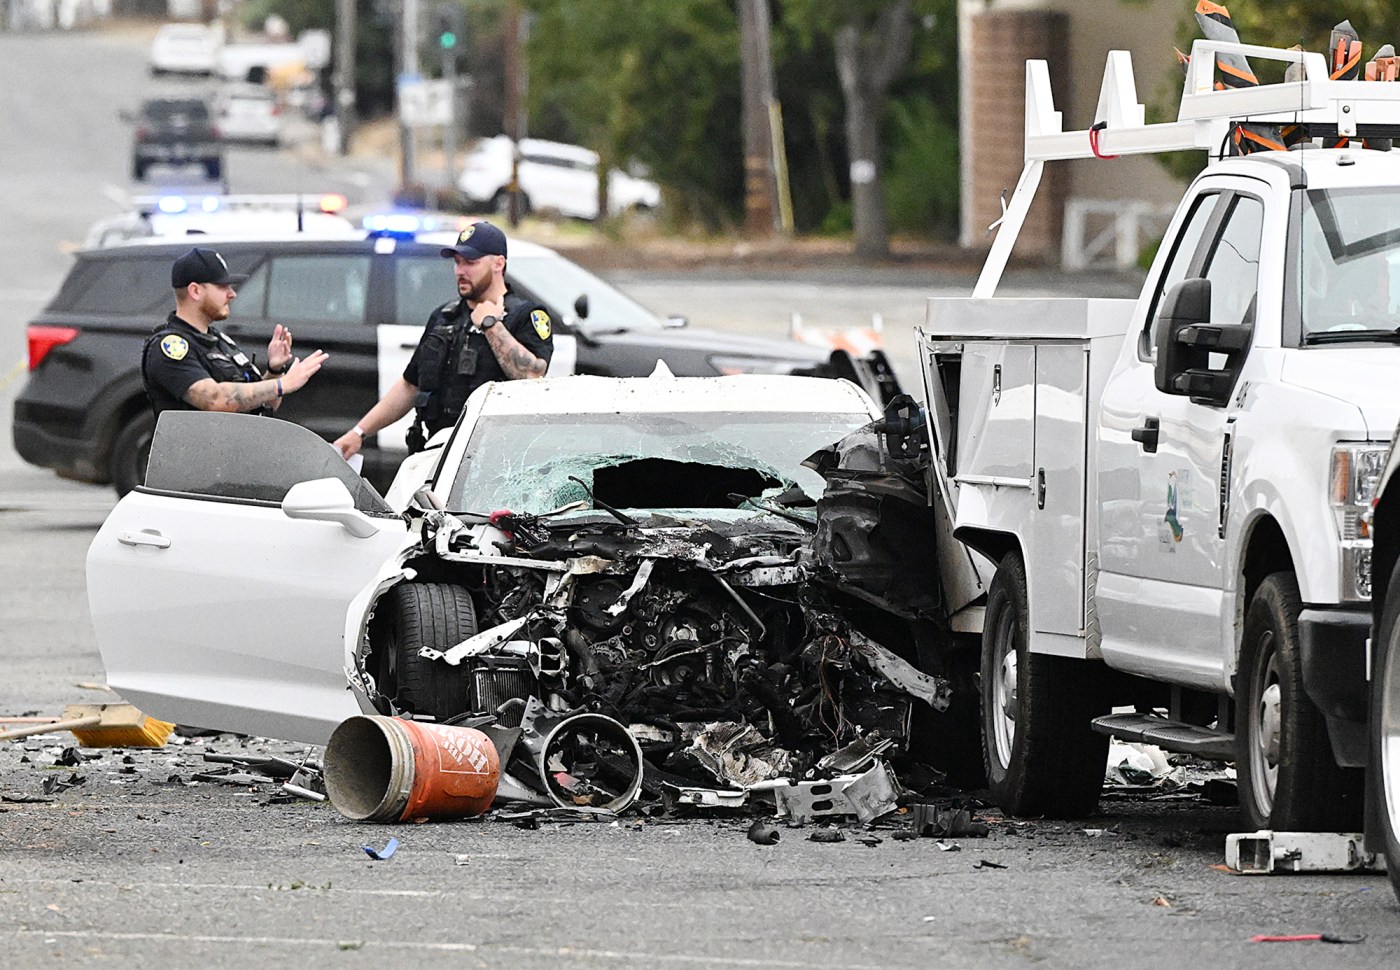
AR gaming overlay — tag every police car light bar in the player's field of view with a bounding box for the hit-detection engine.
[362,212,472,238]
[133,193,349,217]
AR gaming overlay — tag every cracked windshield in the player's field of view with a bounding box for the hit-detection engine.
[447,410,868,513]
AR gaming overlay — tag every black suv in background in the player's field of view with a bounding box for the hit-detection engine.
[14,230,896,494]
[127,97,224,182]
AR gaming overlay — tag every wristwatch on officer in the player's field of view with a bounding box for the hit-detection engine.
[478,314,499,331]
[268,359,291,375]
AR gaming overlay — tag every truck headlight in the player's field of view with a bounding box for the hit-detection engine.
[1330,442,1387,600]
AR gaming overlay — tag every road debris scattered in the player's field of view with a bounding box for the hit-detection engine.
[363,837,399,860]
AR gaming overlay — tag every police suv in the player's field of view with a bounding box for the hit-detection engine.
[14,218,893,493]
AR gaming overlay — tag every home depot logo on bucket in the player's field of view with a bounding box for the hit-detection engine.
[422,721,494,774]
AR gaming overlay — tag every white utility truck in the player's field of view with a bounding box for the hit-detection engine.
[922,39,1400,829]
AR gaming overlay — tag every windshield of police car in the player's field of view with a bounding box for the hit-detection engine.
[445,410,868,514]
[508,252,664,331]
[1298,188,1400,342]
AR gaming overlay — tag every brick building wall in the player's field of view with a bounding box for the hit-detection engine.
[963,9,1070,260]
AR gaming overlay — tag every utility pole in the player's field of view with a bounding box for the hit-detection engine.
[333,0,356,154]
[398,0,421,188]
[739,0,778,235]
[503,0,525,226]
[435,4,463,191]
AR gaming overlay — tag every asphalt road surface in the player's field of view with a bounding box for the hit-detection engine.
[1,21,1397,970]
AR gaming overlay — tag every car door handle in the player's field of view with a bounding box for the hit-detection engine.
[118,530,171,549]
[400,341,418,349]
[1131,418,1160,454]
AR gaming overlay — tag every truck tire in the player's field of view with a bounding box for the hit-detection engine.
[1237,572,1362,830]
[1370,559,1400,903]
[110,411,155,497]
[980,551,1108,818]
[378,582,476,720]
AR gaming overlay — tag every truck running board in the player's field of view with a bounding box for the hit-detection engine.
[1089,713,1235,761]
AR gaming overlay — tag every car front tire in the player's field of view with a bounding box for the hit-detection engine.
[378,583,477,720]
[1237,572,1362,830]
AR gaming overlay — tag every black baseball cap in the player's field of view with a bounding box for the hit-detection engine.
[440,221,508,260]
[171,248,249,288]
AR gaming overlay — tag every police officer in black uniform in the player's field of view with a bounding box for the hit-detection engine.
[335,221,553,459]
[143,247,327,418]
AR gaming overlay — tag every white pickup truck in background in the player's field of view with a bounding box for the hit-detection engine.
[916,39,1400,831]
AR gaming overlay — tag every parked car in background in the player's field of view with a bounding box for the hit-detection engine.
[213,84,282,145]
[149,22,223,76]
[13,221,897,496]
[458,134,661,220]
[126,96,224,182]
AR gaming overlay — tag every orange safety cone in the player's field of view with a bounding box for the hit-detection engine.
[323,715,501,823]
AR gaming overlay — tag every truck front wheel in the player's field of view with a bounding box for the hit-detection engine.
[1237,572,1362,830]
[1370,559,1400,902]
[980,551,1108,818]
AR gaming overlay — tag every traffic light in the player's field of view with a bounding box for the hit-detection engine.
[435,4,462,51]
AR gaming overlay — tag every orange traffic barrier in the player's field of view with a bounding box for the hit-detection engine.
[324,715,500,823]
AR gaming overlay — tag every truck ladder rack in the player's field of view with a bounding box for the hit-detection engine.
[976,38,1400,297]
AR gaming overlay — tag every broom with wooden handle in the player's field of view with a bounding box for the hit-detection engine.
[0,704,175,747]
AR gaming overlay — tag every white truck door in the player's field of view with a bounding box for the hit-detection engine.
[1096,186,1265,688]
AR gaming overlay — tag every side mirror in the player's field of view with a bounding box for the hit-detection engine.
[1153,278,1251,407]
[573,293,590,320]
[664,314,688,329]
[283,478,381,537]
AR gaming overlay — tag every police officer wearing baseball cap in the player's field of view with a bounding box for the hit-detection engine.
[142,247,328,419]
[335,220,553,459]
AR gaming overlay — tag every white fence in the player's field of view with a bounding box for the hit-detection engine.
[1061,197,1177,272]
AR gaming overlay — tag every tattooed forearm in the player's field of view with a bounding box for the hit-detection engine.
[185,378,283,413]
[486,326,548,379]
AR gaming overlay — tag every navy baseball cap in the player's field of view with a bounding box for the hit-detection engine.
[440,221,508,260]
[172,248,248,288]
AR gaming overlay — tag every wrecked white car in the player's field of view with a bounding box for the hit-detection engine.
[89,373,954,806]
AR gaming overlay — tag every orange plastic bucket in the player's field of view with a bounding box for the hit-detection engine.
[324,715,501,822]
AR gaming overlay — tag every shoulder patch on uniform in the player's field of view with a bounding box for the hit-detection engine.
[160,335,189,361]
[530,309,552,340]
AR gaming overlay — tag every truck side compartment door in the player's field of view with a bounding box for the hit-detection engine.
[1031,343,1088,638]
[1096,185,1265,689]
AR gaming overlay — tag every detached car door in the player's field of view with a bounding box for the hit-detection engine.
[87,412,412,745]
